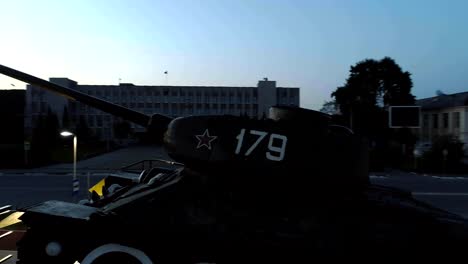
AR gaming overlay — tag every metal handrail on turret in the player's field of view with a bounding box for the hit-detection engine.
[121,159,184,173]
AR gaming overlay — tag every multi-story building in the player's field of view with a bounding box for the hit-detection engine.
[416,92,468,148]
[25,78,300,140]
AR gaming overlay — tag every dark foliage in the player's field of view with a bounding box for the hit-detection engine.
[30,109,60,166]
[113,120,132,139]
[421,135,465,173]
[331,57,416,170]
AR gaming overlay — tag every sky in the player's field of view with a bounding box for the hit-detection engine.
[1,0,467,110]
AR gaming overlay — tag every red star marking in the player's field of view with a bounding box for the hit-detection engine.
[195,129,217,150]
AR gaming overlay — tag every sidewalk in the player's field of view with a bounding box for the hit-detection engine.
[371,169,468,179]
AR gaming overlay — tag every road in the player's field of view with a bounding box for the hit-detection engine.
[371,172,468,218]
[1,171,468,263]
[1,171,468,217]
[0,172,113,207]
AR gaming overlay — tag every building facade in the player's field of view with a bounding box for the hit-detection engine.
[416,92,468,148]
[25,78,300,140]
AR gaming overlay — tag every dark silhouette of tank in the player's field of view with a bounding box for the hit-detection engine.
[1,64,468,263]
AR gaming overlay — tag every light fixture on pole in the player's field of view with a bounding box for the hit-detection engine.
[60,131,78,198]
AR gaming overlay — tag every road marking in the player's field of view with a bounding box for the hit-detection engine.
[0,254,12,264]
[0,232,12,240]
[413,192,468,196]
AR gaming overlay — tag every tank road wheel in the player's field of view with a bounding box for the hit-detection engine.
[81,244,153,264]
[16,229,79,264]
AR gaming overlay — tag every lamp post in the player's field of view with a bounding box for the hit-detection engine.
[60,131,78,198]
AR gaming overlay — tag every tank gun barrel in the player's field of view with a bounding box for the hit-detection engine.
[0,64,165,128]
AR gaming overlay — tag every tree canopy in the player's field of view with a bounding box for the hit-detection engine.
[331,57,415,135]
[331,57,417,170]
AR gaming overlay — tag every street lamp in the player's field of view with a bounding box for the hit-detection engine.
[60,131,78,197]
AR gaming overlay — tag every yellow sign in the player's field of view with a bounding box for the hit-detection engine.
[89,178,106,197]
[0,211,24,229]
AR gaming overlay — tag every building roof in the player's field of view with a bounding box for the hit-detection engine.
[416,91,468,110]
[78,84,297,89]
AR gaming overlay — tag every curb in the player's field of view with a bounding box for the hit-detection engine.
[431,176,467,180]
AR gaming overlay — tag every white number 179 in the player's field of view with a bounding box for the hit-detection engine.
[235,129,287,161]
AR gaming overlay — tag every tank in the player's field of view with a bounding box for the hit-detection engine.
[1,64,468,263]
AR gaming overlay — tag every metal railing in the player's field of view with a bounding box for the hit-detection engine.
[121,159,184,173]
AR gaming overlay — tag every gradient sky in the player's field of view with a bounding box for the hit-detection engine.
[1,0,467,110]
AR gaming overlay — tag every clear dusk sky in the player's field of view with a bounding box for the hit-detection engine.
[1,0,467,110]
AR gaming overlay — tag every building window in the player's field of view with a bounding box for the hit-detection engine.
[423,114,429,128]
[40,102,47,112]
[432,114,438,129]
[88,115,95,127]
[32,102,38,112]
[95,128,102,138]
[453,112,460,128]
[97,116,103,127]
[443,113,449,128]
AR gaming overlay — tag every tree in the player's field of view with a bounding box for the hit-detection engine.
[331,57,416,170]
[319,100,339,115]
[331,57,415,135]
[113,121,132,139]
[30,109,60,166]
[422,135,465,173]
[62,105,70,130]
[76,115,93,141]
